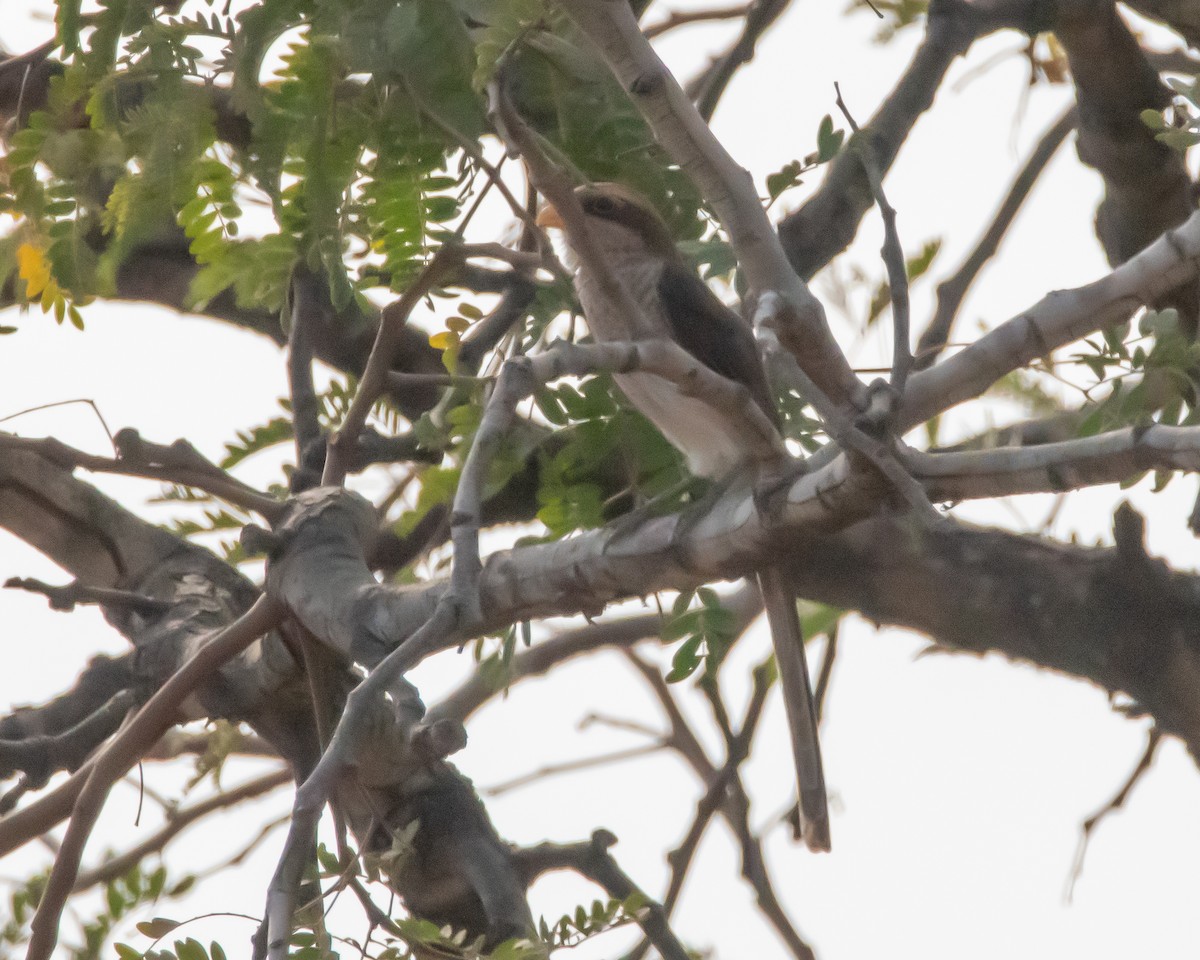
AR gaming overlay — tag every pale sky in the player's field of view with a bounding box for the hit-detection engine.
[2,3,1199,959]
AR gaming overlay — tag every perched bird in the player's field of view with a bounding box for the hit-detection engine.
[538,183,830,852]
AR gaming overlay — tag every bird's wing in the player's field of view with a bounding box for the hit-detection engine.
[656,261,778,424]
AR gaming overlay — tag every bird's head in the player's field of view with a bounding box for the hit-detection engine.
[537,182,677,263]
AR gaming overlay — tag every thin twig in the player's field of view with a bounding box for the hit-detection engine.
[0,398,116,449]
[486,743,668,796]
[643,4,754,39]
[4,577,169,616]
[688,0,793,121]
[0,431,283,522]
[1064,728,1161,902]
[834,82,913,395]
[813,623,839,722]
[518,831,691,960]
[73,768,291,890]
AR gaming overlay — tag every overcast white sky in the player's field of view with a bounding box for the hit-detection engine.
[3,2,1200,959]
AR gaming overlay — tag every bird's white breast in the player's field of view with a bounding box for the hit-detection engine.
[574,253,752,479]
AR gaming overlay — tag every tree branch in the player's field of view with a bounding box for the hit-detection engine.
[26,596,283,960]
[915,107,1077,369]
[902,209,1200,430]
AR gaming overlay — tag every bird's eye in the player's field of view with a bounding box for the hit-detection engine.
[589,195,618,216]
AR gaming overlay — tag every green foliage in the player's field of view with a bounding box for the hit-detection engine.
[1144,77,1200,152]
[1068,309,1200,447]
[1,864,193,960]
[765,114,845,207]
[364,891,647,959]
[662,587,740,682]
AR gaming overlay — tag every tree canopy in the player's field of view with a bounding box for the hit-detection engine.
[3,0,1200,958]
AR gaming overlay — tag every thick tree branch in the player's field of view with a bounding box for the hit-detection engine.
[910,422,1200,500]
[1054,2,1199,332]
[783,512,1200,758]
[903,209,1200,429]
[0,430,282,522]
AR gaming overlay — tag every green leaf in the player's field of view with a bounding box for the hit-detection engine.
[816,114,845,162]
[57,0,84,55]
[661,609,701,642]
[1140,108,1167,130]
[106,881,125,917]
[137,918,181,938]
[906,238,942,280]
[666,635,703,682]
[175,939,208,960]
[766,160,804,201]
[386,0,486,140]
[671,589,695,618]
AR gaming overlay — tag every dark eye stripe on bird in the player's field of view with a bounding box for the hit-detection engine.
[575,183,678,258]
[541,181,831,853]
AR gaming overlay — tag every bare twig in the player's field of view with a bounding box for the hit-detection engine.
[4,577,169,616]
[73,768,291,890]
[1065,729,1161,901]
[486,743,667,796]
[657,662,773,920]
[323,245,466,486]
[834,83,913,395]
[643,4,754,39]
[0,397,115,447]
[621,649,815,960]
[778,2,1028,279]
[0,431,283,521]
[813,624,839,722]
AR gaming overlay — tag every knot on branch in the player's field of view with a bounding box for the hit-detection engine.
[856,378,901,438]
[241,524,284,558]
[1113,501,1148,563]
[630,70,664,96]
[410,717,468,761]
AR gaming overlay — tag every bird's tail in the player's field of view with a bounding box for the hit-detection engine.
[757,565,831,852]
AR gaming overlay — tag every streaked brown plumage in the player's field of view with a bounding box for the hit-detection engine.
[539,183,831,852]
